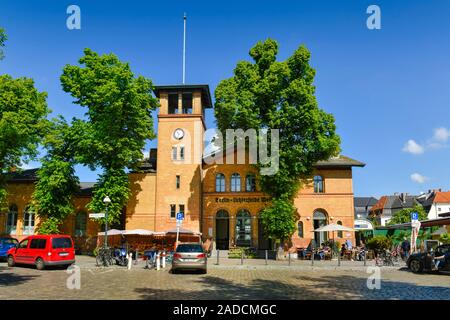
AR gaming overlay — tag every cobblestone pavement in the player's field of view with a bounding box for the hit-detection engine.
[0,256,449,300]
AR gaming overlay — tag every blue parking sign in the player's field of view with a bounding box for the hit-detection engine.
[411,212,418,221]
[176,212,184,220]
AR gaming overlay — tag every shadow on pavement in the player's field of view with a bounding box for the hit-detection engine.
[134,273,450,300]
[0,267,39,287]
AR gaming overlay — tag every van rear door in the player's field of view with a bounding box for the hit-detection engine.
[50,237,75,262]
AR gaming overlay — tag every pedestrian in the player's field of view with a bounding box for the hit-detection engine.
[401,238,411,260]
[345,239,353,250]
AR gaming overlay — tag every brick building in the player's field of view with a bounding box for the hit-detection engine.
[0,84,365,251]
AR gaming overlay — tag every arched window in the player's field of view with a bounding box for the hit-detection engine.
[75,212,88,237]
[298,221,304,238]
[215,173,226,192]
[236,209,251,246]
[231,173,241,192]
[245,174,256,192]
[337,221,343,238]
[23,205,35,235]
[6,204,18,235]
[313,175,324,193]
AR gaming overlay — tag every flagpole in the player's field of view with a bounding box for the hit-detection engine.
[183,13,186,84]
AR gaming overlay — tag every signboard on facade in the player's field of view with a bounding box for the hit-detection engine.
[89,213,105,219]
[215,197,271,204]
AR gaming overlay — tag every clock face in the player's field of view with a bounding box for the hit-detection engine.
[173,128,184,140]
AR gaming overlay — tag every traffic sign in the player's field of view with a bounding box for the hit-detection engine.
[411,212,419,221]
[89,213,105,219]
[176,212,184,220]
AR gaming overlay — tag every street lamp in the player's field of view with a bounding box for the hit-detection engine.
[103,196,111,248]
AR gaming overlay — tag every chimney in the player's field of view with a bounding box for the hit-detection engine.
[400,192,408,203]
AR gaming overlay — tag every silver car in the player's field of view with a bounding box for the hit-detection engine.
[171,243,207,274]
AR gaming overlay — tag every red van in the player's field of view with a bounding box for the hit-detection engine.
[7,235,75,270]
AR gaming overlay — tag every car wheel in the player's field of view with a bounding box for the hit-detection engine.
[201,269,207,274]
[35,258,45,270]
[409,259,423,273]
[7,255,15,267]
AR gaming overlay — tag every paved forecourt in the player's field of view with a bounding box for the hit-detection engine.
[1,256,450,300]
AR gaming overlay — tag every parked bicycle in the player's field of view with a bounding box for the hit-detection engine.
[96,247,114,267]
[375,249,400,267]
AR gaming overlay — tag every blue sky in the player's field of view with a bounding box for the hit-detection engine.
[1,0,449,198]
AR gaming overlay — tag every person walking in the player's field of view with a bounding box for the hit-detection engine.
[401,238,411,260]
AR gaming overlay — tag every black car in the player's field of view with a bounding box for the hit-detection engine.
[407,244,450,273]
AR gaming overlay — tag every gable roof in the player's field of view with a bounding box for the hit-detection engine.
[354,197,378,208]
[370,194,418,213]
[314,155,365,168]
[433,191,450,203]
[203,144,365,169]
[6,168,39,182]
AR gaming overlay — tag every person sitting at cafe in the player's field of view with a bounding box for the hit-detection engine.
[340,243,347,257]
[318,243,327,260]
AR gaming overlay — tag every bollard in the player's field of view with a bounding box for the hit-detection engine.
[241,251,244,265]
[311,250,314,266]
[338,251,341,267]
[364,250,367,267]
[162,251,166,269]
[127,252,132,270]
[156,252,160,271]
[216,249,219,265]
[265,250,268,265]
[288,252,291,266]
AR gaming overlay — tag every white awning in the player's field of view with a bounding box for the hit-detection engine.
[354,219,373,230]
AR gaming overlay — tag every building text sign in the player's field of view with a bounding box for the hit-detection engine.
[215,197,271,204]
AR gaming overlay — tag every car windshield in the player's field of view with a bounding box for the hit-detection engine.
[52,237,72,249]
[176,244,203,253]
[1,238,18,245]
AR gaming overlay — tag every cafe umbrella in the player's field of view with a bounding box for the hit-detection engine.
[312,223,355,260]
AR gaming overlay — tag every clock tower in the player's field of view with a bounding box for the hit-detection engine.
[153,85,212,233]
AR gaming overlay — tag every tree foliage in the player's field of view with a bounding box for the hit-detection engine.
[387,205,427,226]
[366,235,392,253]
[0,28,6,60]
[33,117,80,233]
[259,198,297,241]
[36,217,62,235]
[59,48,158,223]
[440,233,450,244]
[0,75,50,207]
[214,39,340,242]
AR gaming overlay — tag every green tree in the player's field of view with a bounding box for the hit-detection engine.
[439,233,450,244]
[0,28,6,60]
[259,198,297,242]
[33,117,80,234]
[366,235,392,253]
[387,205,427,225]
[0,75,50,207]
[214,39,340,243]
[60,49,158,223]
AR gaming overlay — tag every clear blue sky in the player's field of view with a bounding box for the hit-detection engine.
[1,0,450,198]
